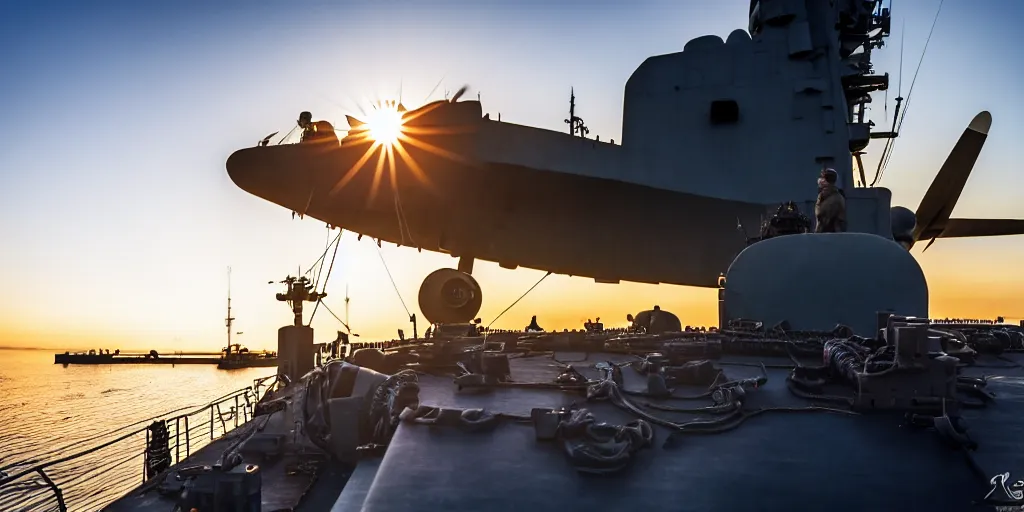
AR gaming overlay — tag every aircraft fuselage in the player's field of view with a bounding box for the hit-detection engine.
[227,135,767,288]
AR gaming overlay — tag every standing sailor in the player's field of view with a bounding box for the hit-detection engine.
[814,168,847,233]
[297,111,337,143]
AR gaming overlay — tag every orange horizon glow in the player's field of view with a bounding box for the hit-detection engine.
[2,242,1022,353]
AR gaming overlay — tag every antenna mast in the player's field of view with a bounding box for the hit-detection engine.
[564,88,589,138]
[345,284,351,334]
[226,267,235,350]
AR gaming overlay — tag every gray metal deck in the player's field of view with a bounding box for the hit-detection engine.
[103,344,1024,512]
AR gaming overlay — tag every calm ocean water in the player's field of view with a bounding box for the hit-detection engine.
[0,348,274,511]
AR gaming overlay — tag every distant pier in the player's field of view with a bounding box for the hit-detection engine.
[54,351,224,365]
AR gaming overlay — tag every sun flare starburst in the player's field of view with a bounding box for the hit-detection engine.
[331,95,475,208]
[365,105,404,146]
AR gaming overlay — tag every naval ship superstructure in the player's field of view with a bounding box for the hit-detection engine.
[226,0,1023,335]
[6,1,1024,511]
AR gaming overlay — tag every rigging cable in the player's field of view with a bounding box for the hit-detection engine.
[423,74,447,104]
[873,16,908,185]
[275,126,297,145]
[309,232,342,324]
[871,11,904,186]
[485,271,553,331]
[319,299,354,333]
[313,226,333,289]
[375,242,412,318]
[872,0,944,186]
[305,230,343,277]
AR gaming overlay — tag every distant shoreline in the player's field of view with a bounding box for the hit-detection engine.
[0,346,231,354]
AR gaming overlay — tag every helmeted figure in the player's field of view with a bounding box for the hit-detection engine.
[297,111,337,144]
[814,168,847,233]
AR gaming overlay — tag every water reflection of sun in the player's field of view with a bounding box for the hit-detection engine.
[333,99,469,203]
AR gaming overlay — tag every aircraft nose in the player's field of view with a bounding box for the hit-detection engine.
[226,146,311,209]
[226,147,266,193]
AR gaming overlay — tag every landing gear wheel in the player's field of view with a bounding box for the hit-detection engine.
[418,268,483,325]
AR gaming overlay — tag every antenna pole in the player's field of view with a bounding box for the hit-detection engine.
[567,88,575,135]
[226,267,235,352]
[563,87,589,138]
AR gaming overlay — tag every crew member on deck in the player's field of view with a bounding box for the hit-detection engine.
[297,111,337,143]
[526,315,544,332]
[814,168,847,233]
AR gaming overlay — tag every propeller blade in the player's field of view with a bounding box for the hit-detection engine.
[450,85,469,103]
[912,111,991,243]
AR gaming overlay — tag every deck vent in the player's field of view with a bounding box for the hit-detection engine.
[710,100,739,124]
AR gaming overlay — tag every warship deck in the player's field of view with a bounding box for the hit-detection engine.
[103,328,1024,512]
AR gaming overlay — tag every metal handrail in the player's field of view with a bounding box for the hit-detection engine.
[0,379,275,512]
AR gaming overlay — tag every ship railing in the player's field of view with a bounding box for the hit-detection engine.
[0,378,275,512]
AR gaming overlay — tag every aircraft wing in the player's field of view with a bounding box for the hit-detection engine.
[937,219,1024,239]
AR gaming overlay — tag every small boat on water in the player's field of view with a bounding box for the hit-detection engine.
[216,268,279,370]
[53,348,119,364]
[217,343,278,369]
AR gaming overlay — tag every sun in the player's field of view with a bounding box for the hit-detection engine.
[365,105,404,146]
[331,97,468,199]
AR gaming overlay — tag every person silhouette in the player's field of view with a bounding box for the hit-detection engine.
[526,315,544,332]
[297,111,337,144]
[814,168,847,233]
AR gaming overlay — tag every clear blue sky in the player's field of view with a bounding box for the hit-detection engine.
[2,0,1022,350]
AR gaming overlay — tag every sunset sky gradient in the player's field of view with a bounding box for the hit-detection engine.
[1,0,1022,351]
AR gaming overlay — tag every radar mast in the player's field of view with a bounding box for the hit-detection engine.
[226,267,235,350]
[564,88,589,138]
